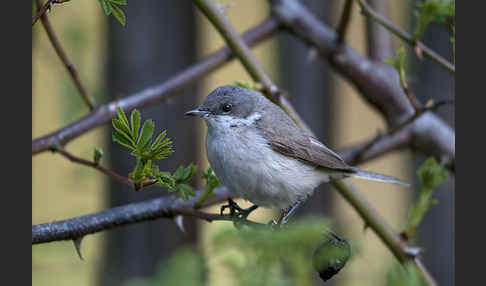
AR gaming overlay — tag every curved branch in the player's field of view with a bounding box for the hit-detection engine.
[271,0,454,171]
[32,17,280,155]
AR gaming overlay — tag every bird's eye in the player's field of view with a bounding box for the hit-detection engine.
[222,103,232,112]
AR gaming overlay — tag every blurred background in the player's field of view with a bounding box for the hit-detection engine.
[32,0,454,285]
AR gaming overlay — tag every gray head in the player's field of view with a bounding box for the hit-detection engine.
[185,85,265,119]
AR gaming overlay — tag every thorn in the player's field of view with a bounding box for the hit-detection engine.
[174,215,185,233]
[73,237,84,261]
[404,245,423,257]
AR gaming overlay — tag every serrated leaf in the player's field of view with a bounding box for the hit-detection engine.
[112,131,135,150]
[116,107,130,130]
[137,120,155,153]
[110,3,126,26]
[156,171,176,190]
[107,0,127,5]
[99,0,111,15]
[112,118,135,143]
[130,109,141,141]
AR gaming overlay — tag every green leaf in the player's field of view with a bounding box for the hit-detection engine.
[110,3,126,26]
[137,120,155,153]
[405,157,448,238]
[417,157,448,190]
[99,0,111,15]
[177,184,195,201]
[112,131,135,150]
[116,107,130,130]
[107,0,127,5]
[196,168,220,206]
[173,163,196,183]
[130,109,141,141]
[156,171,176,190]
[129,158,146,183]
[112,118,135,143]
[93,147,104,164]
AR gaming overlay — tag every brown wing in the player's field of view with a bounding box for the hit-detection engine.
[255,108,352,171]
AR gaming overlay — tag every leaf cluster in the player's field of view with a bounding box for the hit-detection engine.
[405,157,449,238]
[98,0,127,26]
[112,107,197,200]
[413,0,455,42]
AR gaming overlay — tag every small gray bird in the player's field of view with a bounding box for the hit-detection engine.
[186,85,407,222]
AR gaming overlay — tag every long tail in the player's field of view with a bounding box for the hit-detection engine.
[349,167,410,187]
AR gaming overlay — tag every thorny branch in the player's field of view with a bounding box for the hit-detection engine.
[34,0,95,110]
[32,187,233,244]
[52,146,157,190]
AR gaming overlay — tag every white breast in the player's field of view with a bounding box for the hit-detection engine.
[204,114,326,209]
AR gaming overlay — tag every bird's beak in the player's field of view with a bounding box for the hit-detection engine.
[184,108,208,117]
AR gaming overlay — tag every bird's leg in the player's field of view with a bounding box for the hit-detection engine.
[281,200,304,225]
[273,200,305,226]
[220,198,259,219]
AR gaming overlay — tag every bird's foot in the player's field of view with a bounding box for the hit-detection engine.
[220,198,258,220]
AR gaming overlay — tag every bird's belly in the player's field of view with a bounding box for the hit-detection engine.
[206,129,325,209]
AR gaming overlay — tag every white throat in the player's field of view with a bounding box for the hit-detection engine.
[205,112,262,134]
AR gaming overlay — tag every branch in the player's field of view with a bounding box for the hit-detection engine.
[357,0,455,74]
[32,187,239,244]
[192,0,312,132]
[192,0,279,99]
[32,0,70,26]
[364,0,393,62]
[32,17,279,155]
[271,0,454,170]
[332,180,437,285]
[35,0,95,110]
[52,146,156,190]
[336,0,354,44]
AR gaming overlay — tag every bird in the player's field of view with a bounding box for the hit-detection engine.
[185,85,408,223]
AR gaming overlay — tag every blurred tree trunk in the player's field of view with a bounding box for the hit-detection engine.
[409,15,455,286]
[277,1,335,284]
[98,1,199,285]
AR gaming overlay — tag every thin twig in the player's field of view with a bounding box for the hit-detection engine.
[32,0,70,26]
[32,17,280,155]
[357,0,455,74]
[192,0,279,100]
[336,0,354,44]
[365,0,393,61]
[52,146,157,190]
[35,0,95,110]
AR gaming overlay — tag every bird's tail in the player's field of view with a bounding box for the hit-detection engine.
[349,167,410,187]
